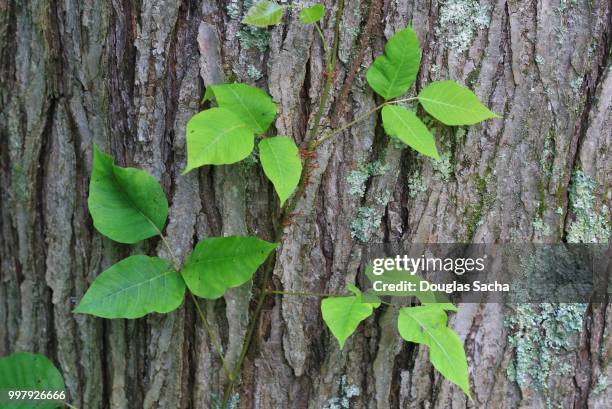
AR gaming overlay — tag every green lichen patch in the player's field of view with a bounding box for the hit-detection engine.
[567,171,610,243]
[351,206,382,242]
[407,170,427,198]
[506,303,587,391]
[347,160,389,197]
[435,0,491,53]
[322,375,361,409]
[431,152,453,181]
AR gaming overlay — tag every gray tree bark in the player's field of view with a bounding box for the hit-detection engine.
[1,0,610,408]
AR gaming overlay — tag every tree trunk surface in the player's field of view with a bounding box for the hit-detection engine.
[1,0,610,408]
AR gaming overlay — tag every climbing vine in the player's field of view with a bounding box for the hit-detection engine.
[1,2,499,408]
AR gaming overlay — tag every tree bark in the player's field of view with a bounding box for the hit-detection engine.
[1,0,610,408]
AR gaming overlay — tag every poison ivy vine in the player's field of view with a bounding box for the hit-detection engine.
[7,2,499,407]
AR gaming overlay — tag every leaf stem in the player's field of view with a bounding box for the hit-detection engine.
[64,402,79,409]
[265,289,344,298]
[313,96,419,148]
[157,232,233,381]
[314,22,330,61]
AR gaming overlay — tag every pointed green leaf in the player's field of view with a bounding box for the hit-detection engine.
[321,295,376,349]
[206,83,277,134]
[381,105,440,159]
[0,352,65,409]
[243,1,284,27]
[366,27,421,99]
[183,107,254,172]
[181,236,277,299]
[74,255,185,319]
[418,80,500,125]
[398,306,471,397]
[259,136,302,206]
[299,4,325,24]
[88,145,168,244]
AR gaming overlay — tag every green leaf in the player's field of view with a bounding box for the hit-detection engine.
[321,294,377,349]
[259,136,302,206]
[243,1,284,27]
[88,145,168,244]
[181,236,277,299]
[398,306,471,397]
[0,352,65,409]
[183,107,254,172]
[299,4,325,24]
[381,105,440,159]
[366,27,421,99]
[74,255,185,319]
[417,80,500,125]
[206,83,277,134]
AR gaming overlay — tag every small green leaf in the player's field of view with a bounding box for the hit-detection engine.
[381,105,440,159]
[259,136,302,206]
[206,83,277,134]
[418,80,500,125]
[398,306,471,397]
[183,107,254,172]
[366,27,421,99]
[74,255,185,319]
[321,295,377,349]
[243,1,284,27]
[299,4,325,24]
[0,352,65,409]
[88,145,168,244]
[181,236,277,299]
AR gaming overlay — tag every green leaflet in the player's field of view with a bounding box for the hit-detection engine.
[243,1,284,27]
[366,27,421,100]
[299,4,325,24]
[321,285,379,349]
[181,236,277,299]
[183,107,254,171]
[381,105,440,159]
[205,83,277,134]
[398,306,471,397]
[259,136,302,206]
[418,80,500,125]
[0,352,65,409]
[88,145,168,244]
[74,255,185,319]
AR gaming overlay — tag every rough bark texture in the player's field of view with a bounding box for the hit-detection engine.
[1,0,610,408]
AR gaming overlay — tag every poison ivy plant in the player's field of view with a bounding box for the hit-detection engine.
[0,352,66,409]
[64,5,499,406]
[181,236,277,299]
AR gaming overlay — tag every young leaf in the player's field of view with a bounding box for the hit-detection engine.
[88,145,169,244]
[299,4,325,24]
[259,136,302,206]
[74,255,185,319]
[398,306,471,397]
[243,1,284,27]
[381,105,440,159]
[183,107,254,172]
[321,292,378,349]
[0,352,65,409]
[417,80,500,125]
[181,236,277,299]
[206,83,277,134]
[366,27,421,99]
